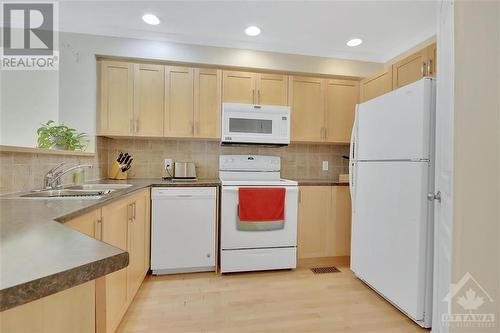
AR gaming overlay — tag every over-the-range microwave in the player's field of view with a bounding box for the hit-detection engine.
[221,103,291,146]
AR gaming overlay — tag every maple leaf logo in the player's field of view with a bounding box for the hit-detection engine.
[457,288,485,312]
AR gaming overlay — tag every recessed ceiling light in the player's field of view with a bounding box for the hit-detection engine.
[346,38,363,47]
[245,26,261,36]
[142,14,160,25]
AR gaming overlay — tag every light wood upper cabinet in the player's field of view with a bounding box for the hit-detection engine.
[99,61,134,135]
[392,48,429,89]
[325,79,359,143]
[297,186,352,259]
[164,66,195,137]
[427,42,437,77]
[360,67,393,103]
[257,73,288,105]
[222,70,255,104]
[222,70,289,105]
[392,43,437,89]
[133,64,164,137]
[290,76,325,142]
[194,68,222,139]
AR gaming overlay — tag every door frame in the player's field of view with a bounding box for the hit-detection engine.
[432,1,455,332]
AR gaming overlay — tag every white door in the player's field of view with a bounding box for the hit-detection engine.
[351,161,431,321]
[432,2,455,331]
[356,78,434,161]
[221,186,298,249]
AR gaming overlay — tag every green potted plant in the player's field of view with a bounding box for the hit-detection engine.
[37,120,89,151]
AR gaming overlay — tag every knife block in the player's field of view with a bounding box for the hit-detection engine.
[109,161,128,180]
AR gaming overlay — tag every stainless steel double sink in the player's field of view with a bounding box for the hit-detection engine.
[16,184,132,199]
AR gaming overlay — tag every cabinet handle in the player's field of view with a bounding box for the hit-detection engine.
[422,62,427,76]
[96,218,103,240]
[252,89,255,104]
[127,204,134,222]
[133,202,136,220]
[298,188,301,203]
[257,90,261,104]
[428,60,433,75]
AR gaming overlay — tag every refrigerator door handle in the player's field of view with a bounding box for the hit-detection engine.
[349,104,359,207]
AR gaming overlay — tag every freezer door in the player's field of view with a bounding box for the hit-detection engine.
[351,161,432,321]
[356,78,434,161]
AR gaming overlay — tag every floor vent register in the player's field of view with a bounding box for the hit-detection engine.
[310,266,341,274]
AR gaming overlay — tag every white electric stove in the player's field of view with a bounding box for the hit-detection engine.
[219,155,298,273]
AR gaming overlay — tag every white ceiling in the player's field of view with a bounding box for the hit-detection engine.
[59,1,437,63]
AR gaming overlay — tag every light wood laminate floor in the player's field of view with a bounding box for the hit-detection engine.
[117,258,429,333]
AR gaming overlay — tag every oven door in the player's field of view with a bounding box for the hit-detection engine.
[221,103,290,145]
[221,186,298,249]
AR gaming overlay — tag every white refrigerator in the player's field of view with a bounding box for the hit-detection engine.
[349,78,435,328]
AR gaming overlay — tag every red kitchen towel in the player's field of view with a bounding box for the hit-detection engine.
[238,188,285,222]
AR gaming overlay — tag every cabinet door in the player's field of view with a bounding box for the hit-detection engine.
[134,64,164,137]
[0,281,95,333]
[65,209,101,238]
[164,66,194,137]
[222,70,256,104]
[290,76,325,142]
[328,186,352,257]
[194,68,222,139]
[427,42,437,77]
[297,186,332,259]
[99,61,134,135]
[127,189,149,301]
[325,79,359,143]
[392,48,428,89]
[99,198,130,333]
[360,67,393,102]
[257,73,288,105]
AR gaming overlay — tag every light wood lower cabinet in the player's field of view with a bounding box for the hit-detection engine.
[65,189,151,333]
[99,198,130,333]
[0,281,96,333]
[297,186,352,259]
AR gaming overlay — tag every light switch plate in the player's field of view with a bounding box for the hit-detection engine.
[322,160,329,171]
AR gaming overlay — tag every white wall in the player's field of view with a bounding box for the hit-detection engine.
[0,70,59,147]
[3,32,383,153]
[450,1,500,332]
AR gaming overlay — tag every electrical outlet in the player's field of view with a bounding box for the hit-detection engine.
[164,158,173,171]
[322,160,329,171]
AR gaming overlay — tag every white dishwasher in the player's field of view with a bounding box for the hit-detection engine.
[151,187,217,275]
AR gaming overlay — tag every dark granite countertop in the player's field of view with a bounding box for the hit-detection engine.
[0,178,220,312]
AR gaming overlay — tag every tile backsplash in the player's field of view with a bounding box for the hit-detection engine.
[0,137,349,194]
[108,139,349,181]
[0,137,109,194]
